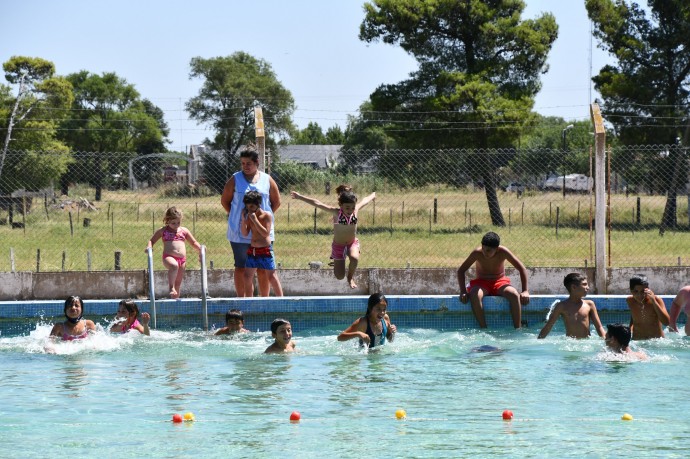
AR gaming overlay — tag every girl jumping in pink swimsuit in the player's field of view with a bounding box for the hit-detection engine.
[290,185,375,289]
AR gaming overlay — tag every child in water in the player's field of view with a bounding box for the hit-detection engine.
[538,273,605,339]
[215,309,250,335]
[146,206,202,299]
[290,185,375,288]
[264,318,296,353]
[111,299,150,335]
[605,323,647,360]
[626,274,670,340]
[338,293,396,348]
[49,296,97,341]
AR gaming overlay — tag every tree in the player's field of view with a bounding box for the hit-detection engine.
[357,0,557,225]
[58,71,167,200]
[325,125,345,144]
[0,56,73,192]
[186,52,295,180]
[586,0,690,232]
[291,121,327,144]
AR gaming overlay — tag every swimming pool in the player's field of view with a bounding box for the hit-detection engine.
[1,296,688,458]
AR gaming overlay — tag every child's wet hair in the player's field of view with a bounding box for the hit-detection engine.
[119,299,139,317]
[335,184,352,195]
[271,318,290,334]
[563,273,586,292]
[164,206,182,223]
[481,231,500,248]
[607,323,631,347]
[366,293,387,316]
[64,295,84,313]
[336,184,357,205]
[225,309,244,323]
[338,191,357,205]
[629,274,649,290]
[243,190,262,206]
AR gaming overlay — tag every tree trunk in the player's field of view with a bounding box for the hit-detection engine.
[659,145,685,235]
[483,170,505,226]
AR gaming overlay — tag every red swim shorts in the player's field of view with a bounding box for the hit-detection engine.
[468,276,512,296]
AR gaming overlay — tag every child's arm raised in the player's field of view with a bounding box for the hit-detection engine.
[648,290,670,325]
[248,212,272,239]
[385,314,397,342]
[240,209,251,237]
[355,192,376,211]
[290,191,339,212]
[136,312,151,336]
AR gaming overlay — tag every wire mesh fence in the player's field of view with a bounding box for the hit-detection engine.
[0,145,688,272]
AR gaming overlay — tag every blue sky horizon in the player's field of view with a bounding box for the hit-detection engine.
[2,0,613,152]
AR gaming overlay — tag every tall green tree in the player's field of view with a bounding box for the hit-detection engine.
[356,0,557,225]
[0,56,73,192]
[291,121,327,145]
[59,71,167,200]
[586,0,690,232]
[186,52,295,180]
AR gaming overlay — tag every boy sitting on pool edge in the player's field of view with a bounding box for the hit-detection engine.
[457,231,530,328]
[265,318,296,354]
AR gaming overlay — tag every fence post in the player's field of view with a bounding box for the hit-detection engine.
[313,208,317,234]
[636,196,641,226]
[114,251,122,271]
[591,103,607,293]
[555,207,560,237]
[433,198,437,224]
[69,211,73,237]
[62,251,66,272]
[36,249,40,272]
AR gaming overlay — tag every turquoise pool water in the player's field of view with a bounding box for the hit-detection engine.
[1,296,689,458]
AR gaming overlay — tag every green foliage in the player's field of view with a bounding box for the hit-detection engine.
[186,52,295,154]
[58,71,168,200]
[586,0,690,145]
[0,56,74,193]
[291,122,327,145]
[586,0,690,228]
[351,0,558,225]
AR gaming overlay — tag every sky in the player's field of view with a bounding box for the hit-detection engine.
[1,0,613,152]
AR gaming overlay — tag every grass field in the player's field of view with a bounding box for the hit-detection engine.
[1,185,688,272]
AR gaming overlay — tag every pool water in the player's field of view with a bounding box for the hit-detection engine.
[1,320,689,458]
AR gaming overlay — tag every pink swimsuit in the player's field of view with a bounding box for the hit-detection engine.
[61,322,89,341]
[121,319,141,333]
[162,227,187,266]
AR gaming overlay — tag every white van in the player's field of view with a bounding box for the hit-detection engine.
[542,174,593,192]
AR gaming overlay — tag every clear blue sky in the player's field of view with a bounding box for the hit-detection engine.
[1,0,612,152]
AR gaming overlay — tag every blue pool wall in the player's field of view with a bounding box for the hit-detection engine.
[0,295,684,336]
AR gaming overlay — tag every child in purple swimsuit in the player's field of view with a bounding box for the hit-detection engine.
[146,206,202,299]
[290,185,375,289]
[49,296,97,341]
[111,299,150,335]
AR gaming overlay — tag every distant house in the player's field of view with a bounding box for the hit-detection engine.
[276,145,342,170]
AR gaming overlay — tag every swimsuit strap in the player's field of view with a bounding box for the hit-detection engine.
[337,209,357,225]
